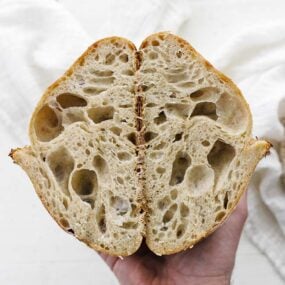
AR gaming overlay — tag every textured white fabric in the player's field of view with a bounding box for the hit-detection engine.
[211,22,285,279]
[0,0,90,144]
[1,0,285,283]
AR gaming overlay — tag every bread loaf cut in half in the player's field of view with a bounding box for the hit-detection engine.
[10,32,270,256]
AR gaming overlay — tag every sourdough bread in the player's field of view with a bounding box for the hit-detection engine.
[10,32,270,256]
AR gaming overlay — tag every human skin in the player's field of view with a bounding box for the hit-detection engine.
[100,193,248,285]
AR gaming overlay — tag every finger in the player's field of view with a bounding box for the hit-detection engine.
[222,190,248,237]
[98,252,119,272]
[234,190,248,223]
[208,190,248,256]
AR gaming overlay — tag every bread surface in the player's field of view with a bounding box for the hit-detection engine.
[11,32,270,256]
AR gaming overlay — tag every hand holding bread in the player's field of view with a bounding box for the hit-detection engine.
[10,32,270,256]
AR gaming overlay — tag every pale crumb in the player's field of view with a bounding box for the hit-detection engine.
[12,32,267,257]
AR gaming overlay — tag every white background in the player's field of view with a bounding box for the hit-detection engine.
[1,0,284,284]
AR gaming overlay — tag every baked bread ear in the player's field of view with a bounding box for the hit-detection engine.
[10,32,270,256]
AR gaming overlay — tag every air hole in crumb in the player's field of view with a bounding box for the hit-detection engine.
[146,102,157,107]
[228,170,233,179]
[97,205,106,233]
[151,40,160,46]
[186,165,214,197]
[122,222,138,229]
[216,92,248,132]
[122,69,134,76]
[90,76,115,86]
[105,53,115,65]
[149,52,158,60]
[83,86,107,95]
[202,140,210,147]
[169,151,191,185]
[47,147,74,197]
[154,111,167,125]
[71,169,98,196]
[198,78,204,84]
[163,204,177,223]
[141,68,157,74]
[152,229,157,234]
[110,127,122,136]
[215,195,220,203]
[90,69,114,77]
[117,151,132,161]
[180,202,189,217]
[158,196,171,210]
[117,176,124,184]
[59,218,69,229]
[83,198,95,208]
[93,155,109,178]
[156,167,165,174]
[56,93,87,109]
[154,141,166,150]
[63,198,69,209]
[110,196,129,215]
[224,192,229,209]
[127,132,136,145]
[191,102,218,120]
[190,87,219,101]
[165,103,190,119]
[65,110,85,124]
[170,189,178,200]
[119,103,132,108]
[176,224,186,238]
[174,133,183,142]
[34,105,63,141]
[172,219,178,230]
[141,85,150,92]
[130,204,140,217]
[149,151,163,160]
[207,140,235,180]
[88,106,114,123]
[178,81,195,89]
[176,51,183,58]
[85,149,91,155]
[119,53,129,63]
[144,131,158,142]
[215,211,226,222]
